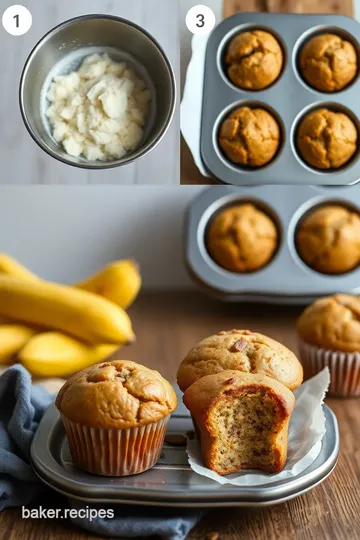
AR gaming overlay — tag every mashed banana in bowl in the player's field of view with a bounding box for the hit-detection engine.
[46,53,151,161]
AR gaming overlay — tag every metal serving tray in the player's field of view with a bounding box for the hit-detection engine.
[30,390,339,508]
[201,13,360,186]
[186,185,360,304]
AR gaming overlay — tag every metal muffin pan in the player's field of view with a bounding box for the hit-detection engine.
[200,13,360,186]
[186,185,360,304]
[30,387,339,507]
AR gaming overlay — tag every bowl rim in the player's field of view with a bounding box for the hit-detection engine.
[19,13,177,170]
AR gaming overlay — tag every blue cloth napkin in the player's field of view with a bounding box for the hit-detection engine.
[0,365,203,540]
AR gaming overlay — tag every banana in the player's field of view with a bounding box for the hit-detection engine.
[0,253,39,281]
[0,254,141,310]
[0,324,37,365]
[75,259,141,309]
[0,276,135,345]
[19,332,118,377]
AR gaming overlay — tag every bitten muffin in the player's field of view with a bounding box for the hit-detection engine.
[296,204,360,274]
[218,107,281,167]
[297,295,360,397]
[56,360,177,476]
[183,370,295,474]
[177,330,303,392]
[299,33,357,92]
[206,203,278,273]
[225,30,283,90]
[296,108,357,169]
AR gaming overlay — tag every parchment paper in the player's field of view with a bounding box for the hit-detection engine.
[186,368,330,485]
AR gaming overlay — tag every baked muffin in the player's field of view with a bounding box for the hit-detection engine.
[296,205,360,274]
[297,295,360,397]
[225,30,283,90]
[219,107,280,167]
[300,33,357,92]
[206,203,278,273]
[183,370,295,474]
[296,108,357,169]
[177,330,303,392]
[56,360,177,476]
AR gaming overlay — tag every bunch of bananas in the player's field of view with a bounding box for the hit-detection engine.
[0,254,141,377]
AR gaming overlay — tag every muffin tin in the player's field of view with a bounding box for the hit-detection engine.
[186,185,360,304]
[200,13,360,186]
[30,390,339,507]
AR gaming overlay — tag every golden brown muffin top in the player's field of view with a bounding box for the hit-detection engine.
[56,360,177,429]
[300,33,357,92]
[225,30,283,90]
[177,330,303,392]
[297,294,360,352]
[206,203,278,273]
[183,370,295,423]
[218,107,280,167]
[296,205,360,275]
[296,108,357,169]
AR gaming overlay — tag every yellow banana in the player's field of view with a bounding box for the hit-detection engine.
[0,276,135,345]
[0,253,39,281]
[75,259,141,309]
[0,324,37,365]
[0,254,141,309]
[19,332,118,377]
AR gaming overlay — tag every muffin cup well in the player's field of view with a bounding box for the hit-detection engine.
[298,339,360,398]
[61,415,170,476]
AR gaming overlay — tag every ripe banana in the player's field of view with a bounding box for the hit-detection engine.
[0,324,37,365]
[0,254,141,309]
[75,259,141,309]
[0,276,135,345]
[19,332,118,377]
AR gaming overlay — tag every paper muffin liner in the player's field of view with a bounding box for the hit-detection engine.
[298,339,360,398]
[61,415,170,476]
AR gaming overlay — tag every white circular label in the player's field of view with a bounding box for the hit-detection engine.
[2,5,32,36]
[185,5,216,36]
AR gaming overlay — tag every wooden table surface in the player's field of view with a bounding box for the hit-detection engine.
[181,0,355,184]
[0,292,359,540]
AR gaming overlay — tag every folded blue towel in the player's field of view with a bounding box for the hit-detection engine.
[0,365,203,539]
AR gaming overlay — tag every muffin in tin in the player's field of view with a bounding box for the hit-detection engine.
[296,204,360,274]
[299,33,357,93]
[225,30,283,90]
[296,108,357,169]
[218,107,281,167]
[177,329,303,393]
[297,294,360,397]
[206,203,279,273]
[56,360,177,476]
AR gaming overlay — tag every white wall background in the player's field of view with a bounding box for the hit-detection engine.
[0,186,203,288]
[0,0,180,185]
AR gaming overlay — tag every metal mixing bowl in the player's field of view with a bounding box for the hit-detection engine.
[19,14,176,169]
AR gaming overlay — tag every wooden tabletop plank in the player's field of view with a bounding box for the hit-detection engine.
[0,293,359,540]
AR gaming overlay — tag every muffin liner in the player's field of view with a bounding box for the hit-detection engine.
[61,415,170,476]
[298,339,360,398]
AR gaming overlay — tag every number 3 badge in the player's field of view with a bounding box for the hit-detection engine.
[186,5,216,36]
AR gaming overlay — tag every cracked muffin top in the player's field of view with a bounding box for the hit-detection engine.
[206,203,278,273]
[218,107,281,167]
[177,330,303,392]
[56,360,177,429]
[299,33,357,93]
[297,294,360,352]
[296,108,357,169]
[296,205,360,275]
[225,30,283,90]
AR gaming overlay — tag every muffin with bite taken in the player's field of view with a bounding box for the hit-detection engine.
[56,360,177,476]
[297,294,360,397]
[183,370,295,475]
